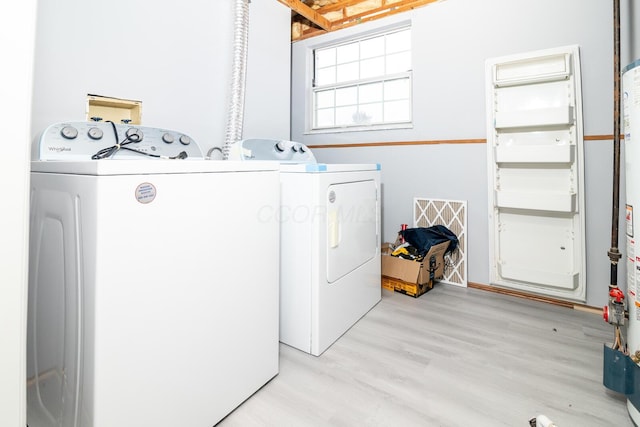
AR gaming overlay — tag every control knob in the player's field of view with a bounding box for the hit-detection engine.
[60,126,78,140]
[275,141,286,152]
[88,127,103,140]
[125,127,144,142]
[179,135,191,145]
[162,133,175,144]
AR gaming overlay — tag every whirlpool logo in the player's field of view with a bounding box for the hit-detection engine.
[48,146,71,152]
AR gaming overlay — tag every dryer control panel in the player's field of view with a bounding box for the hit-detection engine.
[227,138,316,164]
[37,121,204,160]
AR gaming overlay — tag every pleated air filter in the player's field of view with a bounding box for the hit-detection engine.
[413,198,467,287]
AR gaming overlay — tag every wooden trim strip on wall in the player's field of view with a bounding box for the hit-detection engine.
[468,282,603,315]
[308,138,485,148]
[307,134,620,149]
[585,134,620,141]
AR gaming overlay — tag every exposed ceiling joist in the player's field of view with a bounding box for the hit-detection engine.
[329,0,440,30]
[278,0,444,41]
[277,0,332,31]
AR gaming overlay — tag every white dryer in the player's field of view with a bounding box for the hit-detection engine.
[229,139,381,356]
[27,122,280,427]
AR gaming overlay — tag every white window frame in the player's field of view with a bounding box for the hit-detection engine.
[307,25,413,134]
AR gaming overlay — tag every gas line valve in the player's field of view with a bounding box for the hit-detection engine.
[603,287,626,326]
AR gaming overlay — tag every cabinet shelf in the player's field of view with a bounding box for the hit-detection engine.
[494,144,575,163]
[495,190,576,212]
[498,264,579,290]
[495,106,574,129]
[493,52,572,88]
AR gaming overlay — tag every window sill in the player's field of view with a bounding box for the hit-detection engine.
[305,122,413,135]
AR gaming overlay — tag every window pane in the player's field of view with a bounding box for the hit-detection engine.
[315,48,336,67]
[384,99,411,122]
[360,57,384,79]
[336,62,359,83]
[336,105,358,126]
[360,37,384,59]
[384,78,410,101]
[316,108,334,127]
[386,29,411,54]
[351,110,373,125]
[311,26,412,131]
[386,51,411,74]
[358,103,383,123]
[335,86,357,107]
[315,90,335,109]
[316,66,336,86]
[359,82,383,104]
[336,42,359,64]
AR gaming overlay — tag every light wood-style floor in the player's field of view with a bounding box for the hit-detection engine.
[218,285,633,426]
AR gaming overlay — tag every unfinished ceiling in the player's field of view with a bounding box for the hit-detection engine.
[277,0,442,41]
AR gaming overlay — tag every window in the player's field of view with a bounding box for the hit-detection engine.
[311,27,412,131]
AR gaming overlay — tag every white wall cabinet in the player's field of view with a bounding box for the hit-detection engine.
[486,46,586,302]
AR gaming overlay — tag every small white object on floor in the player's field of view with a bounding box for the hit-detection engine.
[534,414,557,427]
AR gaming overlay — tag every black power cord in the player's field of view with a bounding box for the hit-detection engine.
[91,121,187,160]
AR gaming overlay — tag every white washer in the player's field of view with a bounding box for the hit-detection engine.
[27,122,280,427]
[229,139,381,356]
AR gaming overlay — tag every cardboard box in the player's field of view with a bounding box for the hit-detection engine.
[381,242,393,256]
[381,241,449,297]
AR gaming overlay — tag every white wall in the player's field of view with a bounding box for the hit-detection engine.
[291,0,637,308]
[243,0,292,141]
[31,0,291,154]
[0,1,36,426]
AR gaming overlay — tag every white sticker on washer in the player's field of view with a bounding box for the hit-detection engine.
[135,182,156,204]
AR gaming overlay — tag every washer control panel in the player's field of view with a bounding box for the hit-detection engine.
[227,138,316,163]
[38,121,204,160]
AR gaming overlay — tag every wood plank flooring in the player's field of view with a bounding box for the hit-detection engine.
[218,285,633,426]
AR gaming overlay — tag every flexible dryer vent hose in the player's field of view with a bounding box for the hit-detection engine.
[222,0,250,160]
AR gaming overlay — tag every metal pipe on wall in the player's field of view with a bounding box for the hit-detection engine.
[608,0,622,289]
[601,0,627,353]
